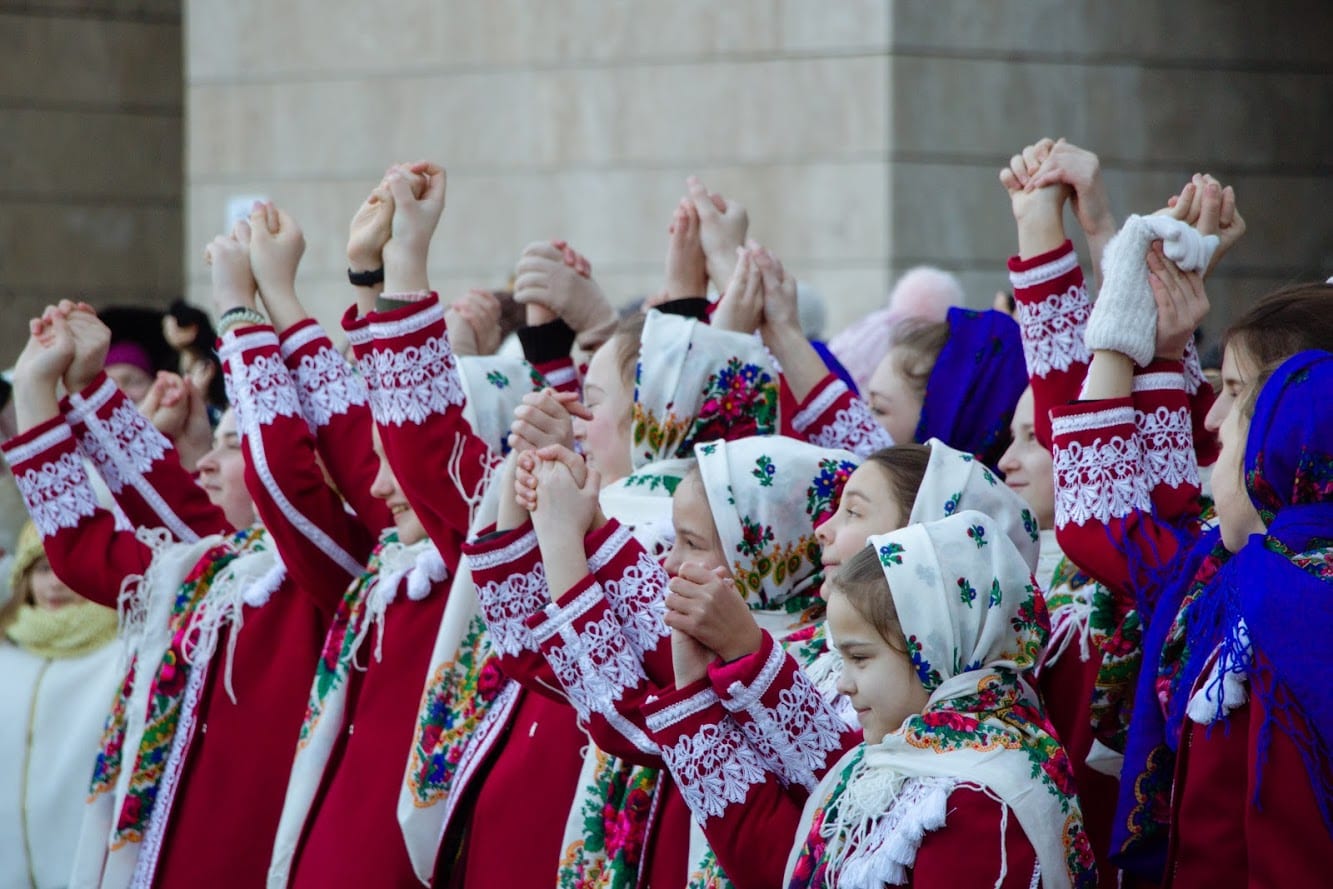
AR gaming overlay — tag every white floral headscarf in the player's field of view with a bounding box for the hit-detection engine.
[695,436,858,610]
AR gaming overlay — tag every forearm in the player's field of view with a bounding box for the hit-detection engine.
[762,324,827,403]
[12,379,61,434]
[1081,350,1134,400]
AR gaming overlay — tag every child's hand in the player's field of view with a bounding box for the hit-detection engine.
[512,240,617,351]
[664,562,763,662]
[670,627,717,687]
[1159,173,1244,276]
[528,444,603,538]
[1148,242,1209,360]
[14,310,76,388]
[686,176,748,293]
[385,161,445,257]
[62,301,111,395]
[1025,138,1115,241]
[204,221,257,317]
[711,248,763,334]
[249,201,306,303]
[753,246,799,336]
[508,388,590,454]
[999,138,1070,221]
[347,177,396,272]
[445,289,502,356]
[664,198,708,301]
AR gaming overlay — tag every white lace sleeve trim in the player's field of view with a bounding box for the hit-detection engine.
[645,685,722,733]
[278,321,325,359]
[15,450,100,538]
[541,364,578,389]
[806,401,895,458]
[217,327,279,363]
[291,345,369,428]
[538,584,645,722]
[64,376,117,427]
[1053,431,1151,527]
[467,527,538,571]
[1015,283,1093,378]
[1132,371,1186,393]
[1051,405,1135,437]
[363,335,466,427]
[598,550,670,656]
[367,301,444,342]
[587,523,633,574]
[4,422,75,467]
[474,560,548,657]
[660,718,766,822]
[1137,405,1200,490]
[791,379,845,434]
[1008,247,1080,290]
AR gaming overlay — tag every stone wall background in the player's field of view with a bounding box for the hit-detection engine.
[5,1,1330,365]
[1,0,182,364]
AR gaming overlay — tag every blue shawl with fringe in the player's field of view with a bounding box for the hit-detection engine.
[1111,349,1333,879]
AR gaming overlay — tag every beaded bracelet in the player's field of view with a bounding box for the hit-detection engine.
[217,306,267,337]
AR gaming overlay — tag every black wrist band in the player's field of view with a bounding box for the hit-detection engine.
[348,266,385,287]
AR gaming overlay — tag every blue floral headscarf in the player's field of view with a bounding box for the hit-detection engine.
[913,307,1027,467]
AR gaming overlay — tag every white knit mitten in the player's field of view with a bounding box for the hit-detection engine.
[1142,215,1219,273]
[1084,215,1159,365]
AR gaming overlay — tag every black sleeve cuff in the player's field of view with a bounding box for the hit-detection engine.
[655,297,710,321]
[517,318,577,364]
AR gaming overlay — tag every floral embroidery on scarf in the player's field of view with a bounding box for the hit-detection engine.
[110,528,265,846]
[878,542,905,566]
[556,755,658,889]
[752,455,776,487]
[806,458,857,524]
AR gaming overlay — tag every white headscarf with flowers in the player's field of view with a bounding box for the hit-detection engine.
[787,511,1095,889]
[695,436,859,616]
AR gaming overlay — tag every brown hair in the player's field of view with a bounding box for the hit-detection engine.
[492,290,525,342]
[612,313,647,389]
[829,543,908,652]
[860,444,931,514]
[888,319,951,397]
[1222,282,1333,371]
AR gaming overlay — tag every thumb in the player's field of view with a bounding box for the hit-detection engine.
[385,170,416,207]
[686,176,717,220]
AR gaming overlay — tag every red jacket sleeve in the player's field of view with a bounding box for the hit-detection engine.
[707,631,861,793]
[219,324,376,616]
[1051,398,1185,620]
[643,679,807,889]
[278,317,393,534]
[2,418,154,608]
[1008,240,1093,450]
[62,372,230,541]
[343,296,501,566]
[789,375,895,457]
[1131,359,1205,523]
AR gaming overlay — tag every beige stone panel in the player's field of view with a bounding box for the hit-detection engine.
[779,0,889,52]
[188,72,539,178]
[0,14,181,107]
[187,0,784,81]
[0,108,180,199]
[2,201,181,294]
[892,0,1333,66]
[802,264,894,342]
[891,55,1332,169]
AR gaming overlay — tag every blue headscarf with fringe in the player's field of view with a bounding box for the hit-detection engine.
[1111,349,1333,879]
[913,307,1026,467]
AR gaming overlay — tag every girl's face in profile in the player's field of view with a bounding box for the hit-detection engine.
[1212,404,1265,553]
[815,463,907,588]
[663,472,727,579]
[829,586,928,744]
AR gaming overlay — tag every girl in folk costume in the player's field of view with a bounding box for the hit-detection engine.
[861,302,1027,465]
[0,521,120,889]
[455,289,796,888]
[1044,195,1330,881]
[1159,350,1333,886]
[997,142,1234,887]
[780,512,1095,888]
[517,434,863,888]
[3,293,369,887]
[242,183,557,888]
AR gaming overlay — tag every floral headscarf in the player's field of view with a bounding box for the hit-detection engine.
[914,308,1027,467]
[787,512,1095,889]
[631,310,780,471]
[908,437,1040,570]
[694,436,858,611]
[455,355,548,455]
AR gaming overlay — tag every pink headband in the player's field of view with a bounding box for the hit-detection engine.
[105,341,154,376]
